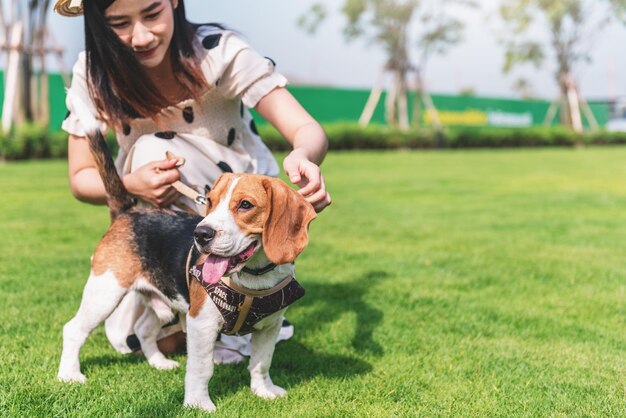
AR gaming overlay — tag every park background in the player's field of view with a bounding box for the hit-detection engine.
[4,0,626,154]
[1,1,625,417]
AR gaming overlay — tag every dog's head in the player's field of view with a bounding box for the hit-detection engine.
[193,173,317,284]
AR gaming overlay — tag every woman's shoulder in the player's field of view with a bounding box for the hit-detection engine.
[192,23,254,55]
[194,22,228,33]
[70,51,87,76]
[193,23,231,44]
[192,24,257,83]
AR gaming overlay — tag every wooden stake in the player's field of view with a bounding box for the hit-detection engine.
[2,21,23,133]
[543,100,560,126]
[422,89,442,129]
[580,97,599,131]
[45,27,71,86]
[359,71,385,127]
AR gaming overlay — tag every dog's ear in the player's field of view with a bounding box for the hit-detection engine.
[262,177,317,265]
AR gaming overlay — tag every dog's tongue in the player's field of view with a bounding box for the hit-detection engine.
[201,254,230,285]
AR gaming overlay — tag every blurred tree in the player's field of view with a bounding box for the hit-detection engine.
[458,86,476,96]
[512,77,535,99]
[498,0,626,131]
[1,0,64,132]
[299,0,475,130]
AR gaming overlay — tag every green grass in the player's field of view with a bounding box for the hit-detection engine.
[1,148,625,417]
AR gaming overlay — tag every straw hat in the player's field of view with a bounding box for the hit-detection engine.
[54,0,84,17]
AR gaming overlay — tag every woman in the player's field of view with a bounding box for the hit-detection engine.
[55,0,331,363]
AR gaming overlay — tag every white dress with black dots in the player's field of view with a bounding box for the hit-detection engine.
[63,25,285,214]
[62,25,288,355]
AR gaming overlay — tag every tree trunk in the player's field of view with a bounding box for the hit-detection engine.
[558,72,584,132]
[385,73,398,126]
[397,70,409,131]
[38,0,52,125]
[412,71,423,128]
[558,73,572,128]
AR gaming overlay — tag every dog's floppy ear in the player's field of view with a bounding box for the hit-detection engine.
[262,177,317,265]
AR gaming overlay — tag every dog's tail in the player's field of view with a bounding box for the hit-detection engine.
[69,92,134,220]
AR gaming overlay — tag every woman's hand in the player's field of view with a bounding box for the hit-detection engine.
[255,88,331,212]
[283,149,331,212]
[122,158,181,207]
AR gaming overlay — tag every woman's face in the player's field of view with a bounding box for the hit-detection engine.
[104,0,178,70]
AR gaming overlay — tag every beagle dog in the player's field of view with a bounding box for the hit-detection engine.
[57,125,316,412]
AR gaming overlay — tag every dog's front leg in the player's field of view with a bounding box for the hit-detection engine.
[249,311,287,399]
[184,301,222,412]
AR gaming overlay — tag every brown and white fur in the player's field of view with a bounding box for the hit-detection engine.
[57,95,316,412]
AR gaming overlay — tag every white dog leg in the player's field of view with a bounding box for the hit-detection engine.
[134,307,179,370]
[249,314,287,399]
[184,302,222,412]
[58,270,127,383]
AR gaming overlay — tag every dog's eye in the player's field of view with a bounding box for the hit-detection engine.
[238,200,254,210]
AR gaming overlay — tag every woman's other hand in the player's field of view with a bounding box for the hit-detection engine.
[255,88,331,213]
[283,149,331,212]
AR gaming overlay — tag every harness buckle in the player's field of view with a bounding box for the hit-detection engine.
[195,195,207,206]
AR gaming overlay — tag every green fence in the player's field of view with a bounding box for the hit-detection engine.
[2,73,611,131]
[281,85,610,129]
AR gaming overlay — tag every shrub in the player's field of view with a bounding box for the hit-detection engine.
[2,124,49,160]
[5,122,626,161]
[48,130,69,159]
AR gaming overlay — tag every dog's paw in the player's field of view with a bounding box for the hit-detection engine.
[57,371,87,384]
[184,398,216,413]
[251,383,287,400]
[150,357,180,370]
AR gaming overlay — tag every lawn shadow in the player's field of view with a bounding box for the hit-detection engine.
[80,352,146,373]
[128,343,373,416]
[79,270,386,414]
[295,269,388,356]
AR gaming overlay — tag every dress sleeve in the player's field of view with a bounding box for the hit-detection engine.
[62,52,108,136]
[199,29,288,108]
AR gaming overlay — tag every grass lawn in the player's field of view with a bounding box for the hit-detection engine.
[1,148,625,417]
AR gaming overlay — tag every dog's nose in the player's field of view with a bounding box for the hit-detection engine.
[194,225,216,247]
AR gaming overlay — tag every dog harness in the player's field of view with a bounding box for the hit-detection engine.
[188,263,305,336]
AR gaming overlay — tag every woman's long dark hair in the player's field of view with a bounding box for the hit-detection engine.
[83,0,208,127]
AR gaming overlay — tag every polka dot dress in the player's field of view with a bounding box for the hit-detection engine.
[63,25,287,214]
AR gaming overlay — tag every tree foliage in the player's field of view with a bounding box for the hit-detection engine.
[299,0,474,128]
[498,0,626,128]
[1,0,54,128]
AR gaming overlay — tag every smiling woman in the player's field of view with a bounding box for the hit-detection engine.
[54,0,331,372]
[83,0,206,122]
[105,1,176,65]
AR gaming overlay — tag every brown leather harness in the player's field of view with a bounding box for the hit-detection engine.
[185,247,304,335]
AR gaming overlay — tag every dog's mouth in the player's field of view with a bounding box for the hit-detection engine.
[201,241,259,285]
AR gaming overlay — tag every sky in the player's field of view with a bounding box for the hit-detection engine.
[32,0,626,100]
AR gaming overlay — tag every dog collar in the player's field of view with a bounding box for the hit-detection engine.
[188,263,305,336]
[241,263,278,276]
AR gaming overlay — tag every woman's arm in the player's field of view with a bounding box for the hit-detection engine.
[67,134,181,207]
[68,134,108,205]
[255,87,331,212]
